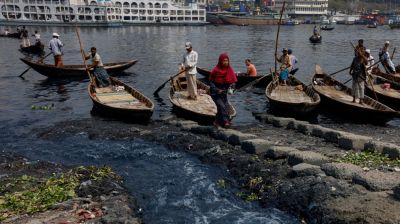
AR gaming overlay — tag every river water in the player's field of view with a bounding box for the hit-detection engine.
[0,24,399,223]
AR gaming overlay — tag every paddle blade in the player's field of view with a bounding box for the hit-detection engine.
[153,82,167,96]
[19,67,31,77]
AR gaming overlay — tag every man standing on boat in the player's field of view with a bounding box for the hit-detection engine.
[365,49,375,77]
[349,51,367,105]
[180,42,198,100]
[49,33,64,67]
[275,48,292,85]
[245,59,257,77]
[83,47,111,88]
[288,49,298,75]
[20,27,30,48]
[379,41,396,74]
[355,39,366,56]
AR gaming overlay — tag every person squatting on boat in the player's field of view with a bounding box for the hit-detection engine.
[245,59,257,77]
[209,53,237,128]
[49,33,64,67]
[84,47,111,88]
[275,48,292,85]
[349,49,368,105]
[313,25,319,37]
[180,42,198,100]
[379,41,396,74]
[288,48,298,75]
[20,26,30,48]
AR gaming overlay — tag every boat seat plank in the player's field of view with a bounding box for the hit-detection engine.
[314,85,375,109]
[270,85,313,103]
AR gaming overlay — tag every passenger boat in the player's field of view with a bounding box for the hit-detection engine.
[367,23,377,28]
[320,25,334,30]
[20,58,137,78]
[0,32,20,38]
[265,76,320,114]
[372,67,400,83]
[196,67,272,89]
[20,42,44,54]
[365,75,400,111]
[0,0,206,26]
[309,35,322,43]
[169,73,236,123]
[88,77,154,121]
[312,64,397,123]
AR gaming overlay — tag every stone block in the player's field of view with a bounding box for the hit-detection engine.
[323,130,347,143]
[294,121,314,135]
[394,185,400,200]
[288,150,330,166]
[353,170,400,191]
[321,163,364,180]
[290,163,325,177]
[265,146,299,159]
[241,139,274,154]
[189,126,216,135]
[271,117,295,128]
[365,141,400,159]
[215,129,257,145]
[176,120,198,127]
[310,125,331,138]
[338,134,373,151]
[253,113,268,122]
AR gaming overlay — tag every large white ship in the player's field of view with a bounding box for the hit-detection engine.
[0,0,206,26]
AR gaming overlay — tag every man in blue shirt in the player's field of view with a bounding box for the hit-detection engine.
[48,33,64,67]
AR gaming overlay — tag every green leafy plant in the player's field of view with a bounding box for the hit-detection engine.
[216,179,226,188]
[336,150,400,168]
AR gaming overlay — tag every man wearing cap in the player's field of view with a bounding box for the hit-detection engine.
[365,49,375,77]
[275,48,292,85]
[379,41,395,74]
[288,49,298,75]
[180,42,198,100]
[49,33,64,67]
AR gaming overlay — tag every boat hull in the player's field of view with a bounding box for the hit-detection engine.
[218,15,285,25]
[309,35,322,43]
[20,43,44,54]
[20,58,137,78]
[365,76,400,111]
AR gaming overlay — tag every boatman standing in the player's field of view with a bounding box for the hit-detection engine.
[180,42,198,100]
[365,49,375,77]
[20,27,30,48]
[355,39,366,57]
[288,49,298,75]
[84,47,111,87]
[275,48,292,86]
[49,33,64,67]
[349,50,367,105]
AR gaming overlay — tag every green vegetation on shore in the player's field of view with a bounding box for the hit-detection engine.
[0,166,121,221]
[336,150,400,168]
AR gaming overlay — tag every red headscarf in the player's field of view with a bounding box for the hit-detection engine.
[209,53,237,84]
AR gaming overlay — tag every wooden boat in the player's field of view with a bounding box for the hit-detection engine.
[367,23,377,28]
[388,23,400,29]
[0,32,20,38]
[265,76,320,114]
[20,42,44,54]
[372,67,400,83]
[365,75,400,111]
[320,25,334,30]
[218,14,289,25]
[312,64,398,123]
[20,58,138,78]
[309,35,322,43]
[88,77,154,121]
[169,73,236,123]
[196,67,272,89]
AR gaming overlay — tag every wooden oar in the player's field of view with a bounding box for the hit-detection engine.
[391,47,396,60]
[153,69,187,96]
[274,1,286,73]
[19,52,52,77]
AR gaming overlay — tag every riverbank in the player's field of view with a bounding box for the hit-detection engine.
[0,152,141,223]
[27,115,400,223]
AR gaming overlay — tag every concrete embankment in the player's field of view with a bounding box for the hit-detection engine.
[4,115,400,223]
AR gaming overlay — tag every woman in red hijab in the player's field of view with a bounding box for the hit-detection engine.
[209,53,237,128]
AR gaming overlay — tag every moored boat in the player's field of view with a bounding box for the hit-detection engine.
[320,25,334,30]
[0,32,20,38]
[169,73,236,123]
[196,67,272,89]
[88,77,154,121]
[20,58,137,78]
[312,64,397,123]
[265,76,320,114]
[367,23,377,28]
[372,67,400,83]
[218,13,289,25]
[20,42,44,54]
[365,75,400,111]
[309,35,322,43]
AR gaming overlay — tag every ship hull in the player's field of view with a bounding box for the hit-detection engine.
[219,15,285,25]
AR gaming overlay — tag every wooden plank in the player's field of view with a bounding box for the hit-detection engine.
[171,91,217,115]
[270,85,313,103]
[370,84,400,98]
[314,85,375,109]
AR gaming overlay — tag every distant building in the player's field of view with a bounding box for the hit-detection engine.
[274,0,328,16]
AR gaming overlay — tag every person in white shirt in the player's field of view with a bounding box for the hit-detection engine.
[4,28,9,35]
[84,47,110,87]
[379,41,395,74]
[181,42,198,100]
[32,30,41,44]
[365,49,375,77]
[48,33,64,67]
